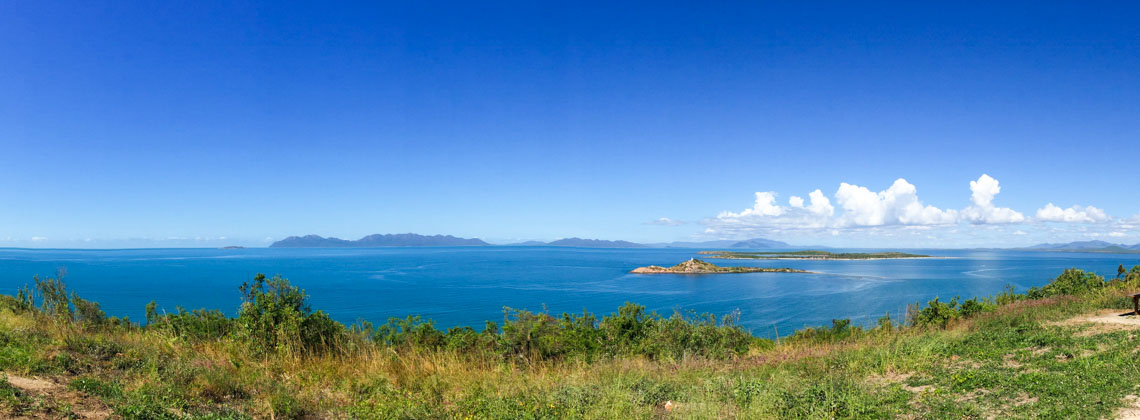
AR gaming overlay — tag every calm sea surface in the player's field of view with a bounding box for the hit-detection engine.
[0,247,1135,338]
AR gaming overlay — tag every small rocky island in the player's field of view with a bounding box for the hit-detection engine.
[698,250,932,260]
[630,258,809,274]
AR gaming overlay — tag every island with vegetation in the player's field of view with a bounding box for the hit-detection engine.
[2,266,1140,418]
[1022,240,1140,254]
[630,258,808,274]
[699,250,933,260]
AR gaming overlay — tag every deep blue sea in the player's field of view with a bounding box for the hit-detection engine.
[0,247,1136,338]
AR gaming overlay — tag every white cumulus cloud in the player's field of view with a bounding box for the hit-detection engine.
[835,179,956,226]
[959,174,1025,224]
[806,189,834,216]
[719,192,784,218]
[702,173,1123,245]
[1035,203,1109,223]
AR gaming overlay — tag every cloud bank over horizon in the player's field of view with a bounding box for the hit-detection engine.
[703,174,1133,246]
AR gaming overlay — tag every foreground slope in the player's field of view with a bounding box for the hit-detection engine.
[1,267,1139,419]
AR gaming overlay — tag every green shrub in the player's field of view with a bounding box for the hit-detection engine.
[35,272,72,320]
[159,307,233,341]
[789,318,865,342]
[236,274,346,356]
[501,307,563,359]
[914,297,959,328]
[145,301,158,326]
[1026,269,1105,299]
[995,284,1022,305]
[372,315,446,349]
[958,297,986,318]
[64,336,123,361]
[71,292,107,327]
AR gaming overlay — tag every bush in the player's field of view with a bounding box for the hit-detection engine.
[157,307,233,341]
[789,318,864,342]
[34,271,71,320]
[501,307,563,359]
[491,303,755,361]
[372,315,446,349]
[914,297,959,328]
[995,284,1022,305]
[958,297,986,318]
[236,274,346,356]
[71,292,107,327]
[1026,269,1105,299]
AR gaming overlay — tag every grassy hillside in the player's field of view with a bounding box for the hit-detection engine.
[2,266,1140,419]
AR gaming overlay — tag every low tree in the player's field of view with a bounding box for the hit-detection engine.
[236,274,345,356]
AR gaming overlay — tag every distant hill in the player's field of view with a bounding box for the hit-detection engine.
[270,234,489,248]
[1022,240,1140,253]
[730,238,791,249]
[545,238,647,248]
[648,240,741,248]
[508,241,549,246]
[1026,240,1116,250]
[505,237,792,249]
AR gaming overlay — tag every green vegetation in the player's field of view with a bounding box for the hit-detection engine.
[699,250,933,260]
[0,266,1139,418]
[630,258,809,274]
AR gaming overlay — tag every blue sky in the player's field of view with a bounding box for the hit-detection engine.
[1,2,1138,248]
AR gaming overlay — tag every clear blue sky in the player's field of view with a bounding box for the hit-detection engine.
[2,2,1138,248]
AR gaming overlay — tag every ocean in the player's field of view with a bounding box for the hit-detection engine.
[0,247,1134,338]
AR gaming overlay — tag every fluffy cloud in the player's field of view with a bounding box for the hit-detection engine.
[719,192,783,218]
[835,179,956,226]
[704,174,1119,241]
[959,174,1025,224]
[806,189,835,216]
[712,178,955,233]
[1035,203,1109,223]
[647,217,685,226]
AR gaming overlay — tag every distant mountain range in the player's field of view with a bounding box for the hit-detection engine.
[1022,240,1140,253]
[270,233,797,249]
[507,237,792,249]
[511,238,649,248]
[270,234,489,248]
[266,234,1140,253]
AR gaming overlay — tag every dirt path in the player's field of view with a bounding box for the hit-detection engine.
[2,372,112,419]
[1048,309,1140,337]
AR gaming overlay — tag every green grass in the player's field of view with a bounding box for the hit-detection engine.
[0,267,1138,418]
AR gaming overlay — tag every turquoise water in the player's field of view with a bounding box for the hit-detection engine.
[0,247,1135,338]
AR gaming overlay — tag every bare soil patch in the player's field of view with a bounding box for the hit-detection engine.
[2,372,112,419]
[866,371,931,394]
[1117,394,1140,420]
[1047,310,1140,337]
